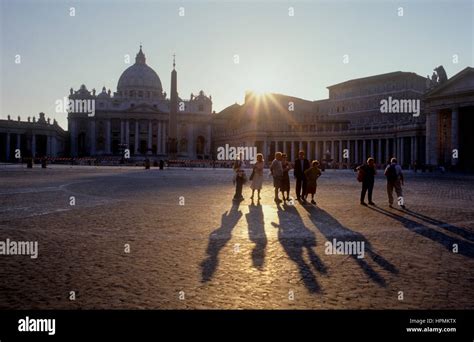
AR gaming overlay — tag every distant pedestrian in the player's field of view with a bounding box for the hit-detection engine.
[294,150,310,202]
[250,153,264,201]
[304,160,322,205]
[270,152,283,203]
[384,157,405,209]
[233,153,246,201]
[357,157,377,206]
[280,153,292,202]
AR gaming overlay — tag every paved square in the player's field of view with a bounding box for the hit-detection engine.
[0,165,473,309]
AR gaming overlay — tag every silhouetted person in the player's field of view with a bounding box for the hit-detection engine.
[250,153,264,201]
[384,157,405,209]
[304,160,322,204]
[233,153,245,201]
[159,159,164,170]
[294,150,310,202]
[358,157,377,206]
[270,152,283,203]
[280,153,292,202]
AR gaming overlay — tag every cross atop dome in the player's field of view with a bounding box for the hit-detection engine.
[136,44,146,64]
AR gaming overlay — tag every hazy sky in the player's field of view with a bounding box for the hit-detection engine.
[1,0,472,129]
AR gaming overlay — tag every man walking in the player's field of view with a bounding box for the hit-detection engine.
[358,157,377,206]
[294,150,310,202]
[384,157,405,209]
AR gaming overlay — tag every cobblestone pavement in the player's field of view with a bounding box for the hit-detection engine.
[0,165,473,309]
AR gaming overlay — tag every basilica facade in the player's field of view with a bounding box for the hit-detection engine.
[68,46,213,160]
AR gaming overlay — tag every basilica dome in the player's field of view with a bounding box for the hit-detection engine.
[117,46,163,98]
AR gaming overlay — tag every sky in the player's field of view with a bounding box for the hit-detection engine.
[0,0,473,129]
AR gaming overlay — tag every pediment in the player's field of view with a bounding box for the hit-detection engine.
[426,67,474,98]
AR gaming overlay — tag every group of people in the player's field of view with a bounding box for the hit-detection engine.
[233,150,407,209]
[233,150,322,205]
[356,157,406,209]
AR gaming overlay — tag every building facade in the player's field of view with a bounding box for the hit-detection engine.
[424,67,474,171]
[68,46,213,160]
[1,57,472,172]
[0,113,66,161]
[213,71,428,168]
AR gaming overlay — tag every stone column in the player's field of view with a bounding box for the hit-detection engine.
[134,120,139,154]
[187,123,193,157]
[6,133,10,161]
[392,138,398,158]
[263,139,268,159]
[291,141,295,161]
[338,140,343,164]
[106,119,111,154]
[400,137,404,166]
[47,135,52,156]
[162,122,166,155]
[414,136,418,164]
[125,120,130,147]
[298,141,302,153]
[362,139,366,162]
[70,119,77,157]
[370,139,374,159]
[354,140,359,164]
[147,120,152,155]
[425,111,438,165]
[451,107,459,166]
[157,121,162,154]
[31,134,36,158]
[377,139,382,165]
[89,120,96,155]
[120,120,125,145]
[385,139,390,162]
[16,133,21,151]
[52,136,57,157]
[206,124,211,156]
